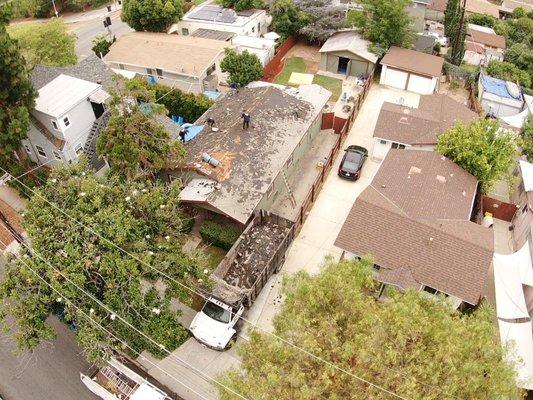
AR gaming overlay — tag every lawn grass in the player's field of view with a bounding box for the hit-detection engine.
[274,57,306,85]
[274,57,343,101]
[200,243,227,272]
[312,74,343,102]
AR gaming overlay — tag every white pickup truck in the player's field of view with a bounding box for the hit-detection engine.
[190,211,294,350]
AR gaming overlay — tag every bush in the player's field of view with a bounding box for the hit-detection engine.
[200,221,240,250]
[178,213,195,233]
[486,59,531,88]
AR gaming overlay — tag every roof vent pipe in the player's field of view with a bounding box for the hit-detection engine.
[202,152,221,167]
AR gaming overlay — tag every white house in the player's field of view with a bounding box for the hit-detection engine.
[168,2,270,37]
[379,46,444,95]
[231,35,276,65]
[463,24,506,66]
[478,73,525,118]
[22,74,109,168]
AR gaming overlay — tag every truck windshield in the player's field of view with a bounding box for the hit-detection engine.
[202,301,231,323]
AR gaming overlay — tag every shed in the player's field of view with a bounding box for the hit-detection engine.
[380,46,443,94]
[319,31,377,77]
[478,74,525,118]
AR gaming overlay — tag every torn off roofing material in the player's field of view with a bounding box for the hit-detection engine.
[176,84,332,224]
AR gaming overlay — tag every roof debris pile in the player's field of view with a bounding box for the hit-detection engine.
[223,221,289,288]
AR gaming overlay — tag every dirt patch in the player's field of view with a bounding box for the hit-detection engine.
[223,222,289,288]
[439,81,470,106]
[285,42,321,73]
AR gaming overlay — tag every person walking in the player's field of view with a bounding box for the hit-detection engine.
[241,110,251,130]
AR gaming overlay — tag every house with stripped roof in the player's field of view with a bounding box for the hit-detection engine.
[371,93,479,160]
[335,150,494,308]
[463,24,506,66]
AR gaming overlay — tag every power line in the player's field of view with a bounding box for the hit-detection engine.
[0,167,416,400]
[6,232,252,400]
[0,236,214,400]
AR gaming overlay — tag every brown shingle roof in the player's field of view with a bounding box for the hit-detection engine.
[371,150,478,220]
[429,0,500,16]
[467,28,506,49]
[373,93,478,145]
[380,46,444,77]
[334,185,493,305]
[428,0,446,12]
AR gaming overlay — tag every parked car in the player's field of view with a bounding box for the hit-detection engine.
[338,145,368,180]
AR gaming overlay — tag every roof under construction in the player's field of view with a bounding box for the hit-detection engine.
[176,83,331,224]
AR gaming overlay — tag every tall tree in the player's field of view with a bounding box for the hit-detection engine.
[219,0,263,11]
[0,163,207,362]
[486,59,531,88]
[219,258,521,400]
[121,0,184,32]
[347,0,413,49]
[270,0,304,39]
[7,19,77,67]
[446,0,466,65]
[444,0,460,37]
[0,7,37,165]
[97,78,186,180]
[295,0,344,44]
[220,49,263,87]
[436,119,516,193]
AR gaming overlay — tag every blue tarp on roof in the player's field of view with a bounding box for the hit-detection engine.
[181,123,205,142]
[203,90,222,101]
[480,75,521,100]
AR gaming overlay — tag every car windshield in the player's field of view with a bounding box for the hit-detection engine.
[202,301,231,323]
[344,152,362,172]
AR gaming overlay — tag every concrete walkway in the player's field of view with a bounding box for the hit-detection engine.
[247,84,421,331]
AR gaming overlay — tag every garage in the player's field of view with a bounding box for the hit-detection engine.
[379,46,443,95]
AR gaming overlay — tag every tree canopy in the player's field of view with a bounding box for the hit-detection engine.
[92,33,115,58]
[347,0,413,50]
[219,258,520,399]
[220,48,263,87]
[444,0,466,65]
[519,115,533,162]
[121,0,184,32]
[0,7,37,166]
[270,0,304,40]
[7,18,77,67]
[0,163,209,362]
[97,78,186,180]
[486,59,531,88]
[436,119,516,193]
[467,12,497,28]
[294,0,344,44]
[219,0,263,12]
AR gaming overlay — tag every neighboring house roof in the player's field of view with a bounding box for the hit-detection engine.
[467,27,506,49]
[380,46,444,77]
[231,35,275,49]
[176,84,332,224]
[190,28,235,41]
[319,31,378,64]
[35,74,101,118]
[371,150,478,220]
[31,54,114,90]
[185,4,262,24]
[500,0,533,12]
[373,93,478,145]
[465,40,485,54]
[104,32,230,78]
[413,35,437,53]
[428,0,446,12]
[480,74,523,100]
[334,151,493,305]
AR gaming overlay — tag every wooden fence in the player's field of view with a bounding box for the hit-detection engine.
[292,73,374,231]
[262,36,298,82]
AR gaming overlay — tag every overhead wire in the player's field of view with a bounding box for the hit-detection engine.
[0,165,417,400]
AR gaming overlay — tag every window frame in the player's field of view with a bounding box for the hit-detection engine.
[63,116,71,127]
[51,120,59,130]
[35,145,47,158]
[156,68,163,77]
[24,144,32,154]
[53,150,62,161]
[74,144,84,156]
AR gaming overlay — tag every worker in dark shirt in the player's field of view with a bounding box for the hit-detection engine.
[205,117,216,127]
[179,126,188,143]
[241,110,251,130]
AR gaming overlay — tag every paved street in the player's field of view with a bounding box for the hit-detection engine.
[0,255,97,400]
[70,10,133,59]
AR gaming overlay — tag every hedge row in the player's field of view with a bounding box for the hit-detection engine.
[199,221,240,251]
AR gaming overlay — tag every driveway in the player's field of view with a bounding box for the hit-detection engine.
[246,84,420,331]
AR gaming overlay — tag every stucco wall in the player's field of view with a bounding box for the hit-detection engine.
[170,12,269,37]
[320,51,373,77]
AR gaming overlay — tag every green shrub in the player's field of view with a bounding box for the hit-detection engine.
[178,213,195,233]
[200,221,240,250]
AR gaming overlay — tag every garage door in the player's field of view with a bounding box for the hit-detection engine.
[407,74,434,94]
[381,67,408,90]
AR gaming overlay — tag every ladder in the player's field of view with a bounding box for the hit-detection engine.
[281,170,296,208]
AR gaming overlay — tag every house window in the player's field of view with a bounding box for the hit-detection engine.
[373,264,381,271]
[252,26,255,33]
[156,68,163,77]
[24,144,32,154]
[119,63,125,70]
[53,150,62,161]
[266,184,274,198]
[51,120,59,130]
[182,28,189,35]
[206,64,216,75]
[391,143,406,149]
[35,145,47,158]
[379,139,387,145]
[146,68,154,76]
[523,204,528,214]
[63,116,70,127]
[75,144,84,156]
[257,23,260,32]
[422,285,438,295]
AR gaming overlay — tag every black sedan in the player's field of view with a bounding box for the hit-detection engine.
[338,145,368,180]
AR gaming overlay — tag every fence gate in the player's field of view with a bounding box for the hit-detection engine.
[321,112,334,130]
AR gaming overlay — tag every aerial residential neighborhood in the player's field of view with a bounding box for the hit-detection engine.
[1,0,533,398]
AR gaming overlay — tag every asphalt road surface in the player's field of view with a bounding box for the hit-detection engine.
[0,255,98,400]
[70,10,133,59]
